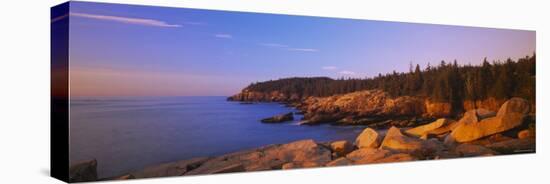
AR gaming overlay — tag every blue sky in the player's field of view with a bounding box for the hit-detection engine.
[65,1,535,96]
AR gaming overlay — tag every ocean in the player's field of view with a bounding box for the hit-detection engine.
[69,96,367,178]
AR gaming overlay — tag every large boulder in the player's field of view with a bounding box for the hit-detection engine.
[405,118,454,137]
[69,159,98,182]
[330,140,354,157]
[381,127,444,157]
[380,126,424,153]
[496,97,530,117]
[450,99,529,143]
[355,128,383,149]
[261,112,294,123]
[451,113,525,143]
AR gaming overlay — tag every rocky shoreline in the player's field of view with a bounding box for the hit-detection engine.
[229,89,533,128]
[69,97,535,182]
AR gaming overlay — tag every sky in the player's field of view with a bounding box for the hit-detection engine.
[63,1,535,97]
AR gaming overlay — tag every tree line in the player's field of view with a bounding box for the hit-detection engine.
[244,54,535,110]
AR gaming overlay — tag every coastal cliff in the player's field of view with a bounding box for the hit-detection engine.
[228,89,528,127]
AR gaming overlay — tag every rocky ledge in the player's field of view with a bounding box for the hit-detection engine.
[261,112,294,123]
[70,98,535,182]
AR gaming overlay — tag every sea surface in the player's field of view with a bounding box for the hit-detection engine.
[69,96,367,178]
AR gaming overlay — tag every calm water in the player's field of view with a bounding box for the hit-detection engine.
[69,96,367,178]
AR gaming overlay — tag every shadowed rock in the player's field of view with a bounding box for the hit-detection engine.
[453,144,498,157]
[330,140,354,157]
[486,138,535,154]
[69,159,98,182]
[261,112,294,123]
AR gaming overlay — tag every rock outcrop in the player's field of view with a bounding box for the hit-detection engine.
[261,112,294,123]
[298,90,429,125]
[184,139,331,175]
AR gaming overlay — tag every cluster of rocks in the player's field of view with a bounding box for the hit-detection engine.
[69,98,535,182]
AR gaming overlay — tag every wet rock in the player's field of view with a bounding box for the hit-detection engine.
[261,112,294,123]
[69,159,98,182]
